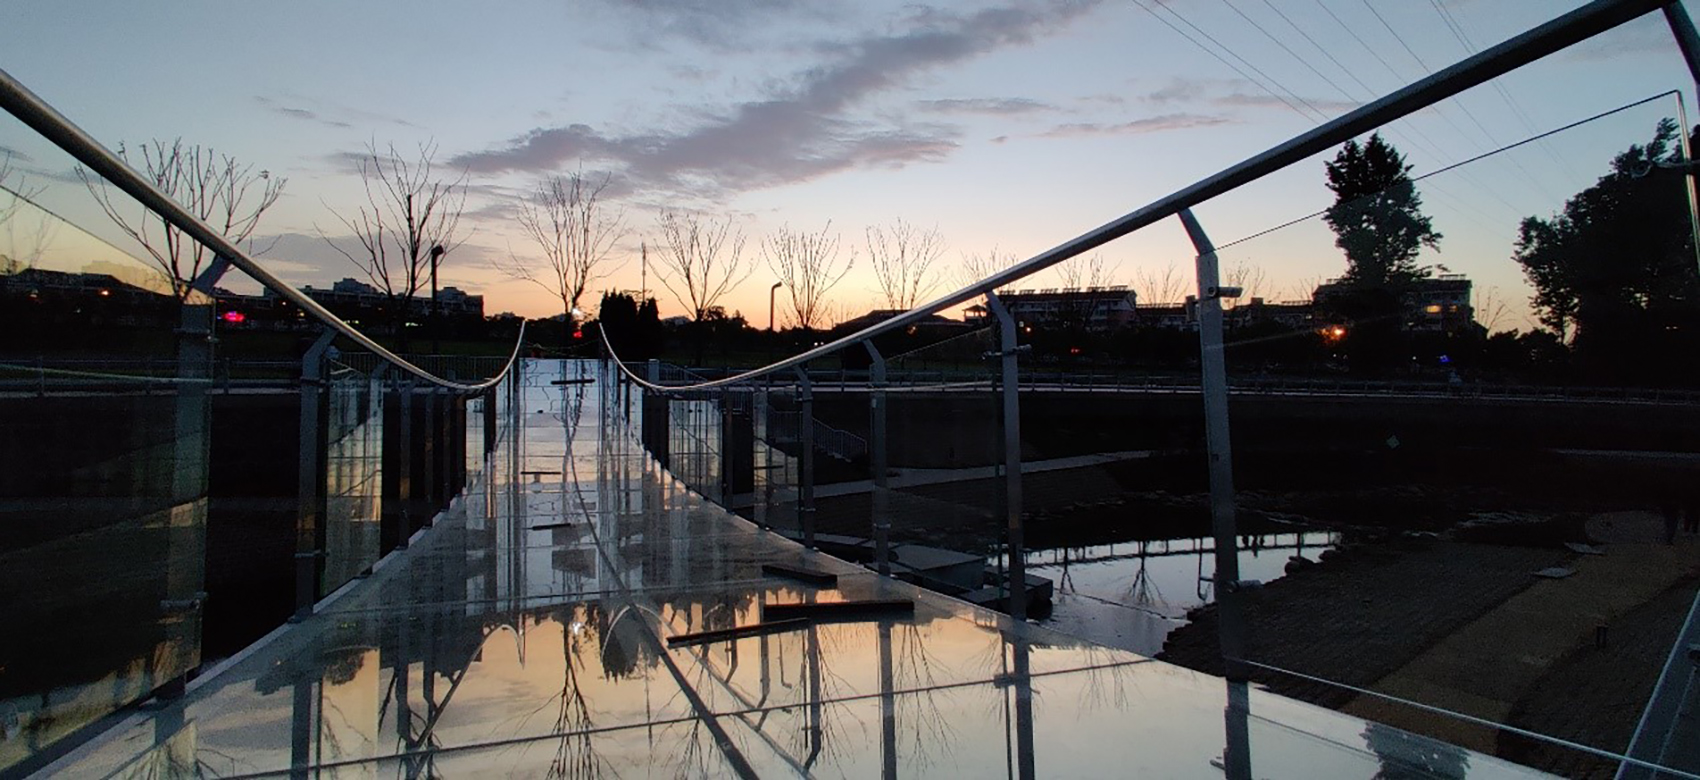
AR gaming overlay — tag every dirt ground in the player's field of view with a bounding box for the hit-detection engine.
[1161,512,1700,775]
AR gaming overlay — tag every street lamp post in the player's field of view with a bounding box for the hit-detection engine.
[429,244,444,356]
[769,281,783,364]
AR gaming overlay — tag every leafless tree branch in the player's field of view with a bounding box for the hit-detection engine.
[80,138,285,297]
[319,140,468,319]
[866,219,945,310]
[765,221,854,330]
[497,171,628,320]
[652,210,752,321]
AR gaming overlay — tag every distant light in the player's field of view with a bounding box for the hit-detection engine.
[98,289,110,297]
[222,310,247,324]
[1438,354,1451,364]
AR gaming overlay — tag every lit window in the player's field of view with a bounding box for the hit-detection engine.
[1424,304,1441,314]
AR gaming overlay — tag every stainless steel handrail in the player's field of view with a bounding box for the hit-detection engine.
[0,68,524,393]
[598,0,1666,392]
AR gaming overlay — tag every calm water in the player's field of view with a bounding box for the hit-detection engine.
[1020,531,1340,656]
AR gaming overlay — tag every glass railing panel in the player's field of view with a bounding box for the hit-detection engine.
[1174,92,1698,774]
[320,359,384,591]
[0,115,212,774]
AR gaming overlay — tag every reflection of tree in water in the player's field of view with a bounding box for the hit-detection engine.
[1125,542,1168,614]
[548,608,601,780]
[1362,723,1468,780]
[1075,644,1138,714]
[892,621,957,773]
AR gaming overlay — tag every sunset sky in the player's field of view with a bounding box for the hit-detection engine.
[1,0,1696,331]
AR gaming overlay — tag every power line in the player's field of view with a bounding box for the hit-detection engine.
[1356,0,1556,203]
[1138,0,1328,122]
[1263,0,1378,98]
[1220,0,1356,106]
[1427,0,1583,184]
[1224,0,1520,217]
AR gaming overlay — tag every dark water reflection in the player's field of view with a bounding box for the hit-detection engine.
[1026,531,1339,656]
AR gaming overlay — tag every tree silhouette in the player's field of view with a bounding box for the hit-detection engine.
[1324,133,1441,289]
[1512,118,1700,383]
[1320,134,1441,374]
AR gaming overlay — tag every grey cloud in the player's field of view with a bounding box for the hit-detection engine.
[1134,77,1361,115]
[256,95,412,132]
[916,97,1055,115]
[455,1,1099,197]
[607,0,820,50]
[1214,92,1360,114]
[1038,112,1232,138]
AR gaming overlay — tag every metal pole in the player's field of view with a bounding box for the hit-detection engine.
[1178,208,1247,681]
[1224,680,1253,780]
[430,244,443,356]
[294,328,337,621]
[984,293,1026,620]
[1664,3,1700,86]
[864,340,891,576]
[793,365,815,549]
[396,377,414,549]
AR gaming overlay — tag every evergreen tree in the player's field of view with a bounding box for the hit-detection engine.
[1323,133,1442,288]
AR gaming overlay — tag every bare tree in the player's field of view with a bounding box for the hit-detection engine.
[498,172,627,322]
[1053,253,1120,329]
[764,221,854,330]
[866,219,945,310]
[957,246,1020,291]
[321,141,467,325]
[1225,260,1268,305]
[652,210,751,321]
[1133,260,1187,305]
[1474,285,1511,333]
[1056,253,1115,290]
[82,138,284,297]
[1288,275,1323,303]
[0,152,54,273]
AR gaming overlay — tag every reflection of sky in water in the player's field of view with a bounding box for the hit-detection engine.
[1027,532,1339,657]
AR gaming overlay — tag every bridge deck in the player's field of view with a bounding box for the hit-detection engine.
[45,360,1550,778]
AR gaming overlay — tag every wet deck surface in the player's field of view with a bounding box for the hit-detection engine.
[46,360,1552,778]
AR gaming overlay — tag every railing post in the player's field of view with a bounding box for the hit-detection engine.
[793,365,815,549]
[984,293,1027,620]
[484,386,498,456]
[294,327,336,621]
[1178,208,1249,690]
[864,341,891,576]
[396,376,414,549]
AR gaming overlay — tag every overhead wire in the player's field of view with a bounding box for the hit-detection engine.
[1133,0,1328,122]
[1427,0,1585,184]
[1256,0,1510,227]
[1354,0,1556,209]
[1212,0,1525,224]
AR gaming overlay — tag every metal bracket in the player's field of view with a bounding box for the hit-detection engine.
[981,345,1032,359]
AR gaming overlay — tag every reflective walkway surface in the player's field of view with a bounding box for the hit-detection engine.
[46,360,1550,778]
